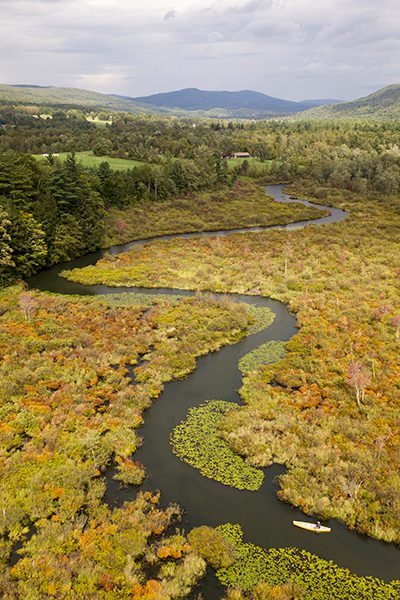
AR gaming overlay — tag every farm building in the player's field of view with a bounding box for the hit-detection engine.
[224,152,252,159]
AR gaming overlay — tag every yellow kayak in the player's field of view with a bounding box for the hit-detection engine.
[293,520,331,533]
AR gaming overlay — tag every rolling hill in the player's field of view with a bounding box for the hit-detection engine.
[0,84,337,119]
[0,84,166,115]
[131,88,337,117]
[292,83,400,120]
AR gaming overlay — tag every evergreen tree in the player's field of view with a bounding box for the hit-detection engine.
[8,211,47,278]
[49,153,85,215]
[48,215,85,264]
[97,161,118,205]
[0,152,36,210]
[0,205,14,285]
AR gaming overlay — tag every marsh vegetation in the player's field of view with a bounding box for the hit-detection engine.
[0,286,251,597]
[1,104,400,597]
[64,183,400,546]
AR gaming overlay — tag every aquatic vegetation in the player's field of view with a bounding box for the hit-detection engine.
[170,401,264,491]
[216,524,400,599]
[245,305,275,335]
[239,341,286,374]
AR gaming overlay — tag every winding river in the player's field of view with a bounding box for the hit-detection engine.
[28,185,399,585]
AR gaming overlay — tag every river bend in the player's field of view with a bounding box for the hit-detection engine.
[28,185,399,583]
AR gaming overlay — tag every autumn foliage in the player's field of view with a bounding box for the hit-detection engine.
[65,183,400,542]
[0,286,249,597]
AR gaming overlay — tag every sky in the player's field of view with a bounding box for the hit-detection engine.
[0,0,399,101]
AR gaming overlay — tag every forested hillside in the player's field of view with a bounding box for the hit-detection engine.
[293,83,400,120]
[131,87,337,117]
[0,84,161,114]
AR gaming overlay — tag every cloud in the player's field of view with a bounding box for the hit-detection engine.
[164,10,177,20]
[0,0,399,100]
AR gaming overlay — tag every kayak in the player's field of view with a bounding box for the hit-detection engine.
[293,520,331,533]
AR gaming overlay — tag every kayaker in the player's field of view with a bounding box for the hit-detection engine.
[316,521,321,529]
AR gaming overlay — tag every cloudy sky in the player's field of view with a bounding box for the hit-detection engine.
[1,0,399,100]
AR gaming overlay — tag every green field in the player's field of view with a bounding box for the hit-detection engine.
[33,151,143,170]
[86,117,113,127]
[226,157,272,171]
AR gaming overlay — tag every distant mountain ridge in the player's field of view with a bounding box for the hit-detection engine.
[292,83,400,120]
[1,82,399,120]
[0,83,337,119]
[131,87,337,115]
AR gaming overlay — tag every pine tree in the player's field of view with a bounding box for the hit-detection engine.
[8,211,47,278]
[0,205,14,285]
[0,152,36,210]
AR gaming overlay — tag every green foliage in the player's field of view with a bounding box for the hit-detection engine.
[0,207,13,285]
[292,83,400,121]
[0,151,106,282]
[8,211,47,277]
[216,524,400,599]
[170,400,264,491]
[239,341,286,374]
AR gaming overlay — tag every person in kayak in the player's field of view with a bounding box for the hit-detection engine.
[316,521,321,529]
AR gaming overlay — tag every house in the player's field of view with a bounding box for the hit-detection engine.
[232,152,251,159]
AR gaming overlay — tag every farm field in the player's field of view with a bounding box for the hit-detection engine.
[86,116,113,127]
[32,150,143,170]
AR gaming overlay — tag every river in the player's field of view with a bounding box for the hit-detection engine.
[28,185,399,585]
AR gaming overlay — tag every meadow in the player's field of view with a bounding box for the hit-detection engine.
[226,157,272,171]
[32,151,143,170]
[85,117,113,128]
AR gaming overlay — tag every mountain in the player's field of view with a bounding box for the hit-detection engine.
[131,88,336,117]
[0,83,337,119]
[292,84,400,120]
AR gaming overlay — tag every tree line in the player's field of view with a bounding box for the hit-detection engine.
[0,150,231,286]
